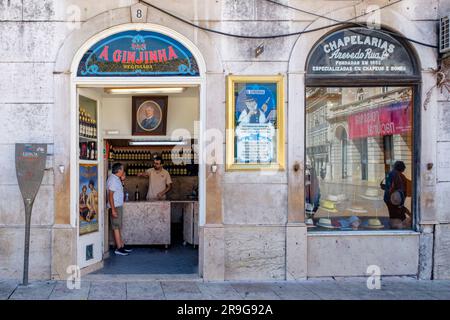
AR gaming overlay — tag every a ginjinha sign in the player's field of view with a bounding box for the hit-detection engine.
[77,30,199,77]
[307,27,416,76]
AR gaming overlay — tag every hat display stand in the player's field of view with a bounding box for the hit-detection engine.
[366,195,385,229]
[305,203,316,228]
[346,187,368,214]
[317,200,338,229]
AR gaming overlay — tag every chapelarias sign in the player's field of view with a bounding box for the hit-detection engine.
[77,30,199,77]
[307,27,416,76]
[348,101,412,139]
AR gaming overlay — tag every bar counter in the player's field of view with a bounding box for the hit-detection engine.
[120,200,198,247]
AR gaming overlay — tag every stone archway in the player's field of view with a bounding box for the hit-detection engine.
[51,4,225,280]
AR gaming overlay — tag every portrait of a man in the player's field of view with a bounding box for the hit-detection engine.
[132,96,168,136]
[139,103,161,131]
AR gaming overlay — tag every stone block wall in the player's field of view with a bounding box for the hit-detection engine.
[0,0,447,280]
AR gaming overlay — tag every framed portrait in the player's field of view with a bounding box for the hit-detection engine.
[79,164,99,235]
[132,96,168,135]
[226,75,285,171]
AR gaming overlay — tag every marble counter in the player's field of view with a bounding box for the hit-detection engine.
[122,201,171,246]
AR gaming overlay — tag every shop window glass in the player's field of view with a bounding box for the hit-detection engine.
[305,86,413,231]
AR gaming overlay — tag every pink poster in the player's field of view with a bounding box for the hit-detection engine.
[348,101,412,139]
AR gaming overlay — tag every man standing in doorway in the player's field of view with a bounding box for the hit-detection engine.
[107,163,133,256]
[138,156,172,200]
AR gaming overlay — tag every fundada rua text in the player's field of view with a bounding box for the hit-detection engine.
[98,45,179,64]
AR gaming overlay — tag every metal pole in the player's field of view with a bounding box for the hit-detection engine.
[23,199,32,286]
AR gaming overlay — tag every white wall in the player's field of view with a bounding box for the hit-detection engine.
[101,87,199,138]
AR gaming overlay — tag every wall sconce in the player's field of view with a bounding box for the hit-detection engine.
[58,165,65,174]
[211,161,218,174]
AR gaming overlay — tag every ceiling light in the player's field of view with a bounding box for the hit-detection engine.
[129,140,188,146]
[105,87,186,95]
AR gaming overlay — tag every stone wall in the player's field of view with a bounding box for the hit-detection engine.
[0,0,447,280]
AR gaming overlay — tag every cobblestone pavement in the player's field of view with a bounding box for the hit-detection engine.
[1,277,449,300]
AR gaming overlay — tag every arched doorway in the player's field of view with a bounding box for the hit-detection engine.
[69,23,207,276]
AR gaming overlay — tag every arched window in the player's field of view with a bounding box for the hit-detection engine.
[305,26,420,231]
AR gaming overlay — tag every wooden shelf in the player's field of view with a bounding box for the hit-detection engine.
[79,136,97,142]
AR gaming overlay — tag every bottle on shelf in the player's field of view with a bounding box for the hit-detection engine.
[134,185,140,201]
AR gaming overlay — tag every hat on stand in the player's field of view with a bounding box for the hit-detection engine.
[317,218,336,229]
[366,218,384,229]
[320,200,339,213]
[360,188,383,201]
[347,205,368,214]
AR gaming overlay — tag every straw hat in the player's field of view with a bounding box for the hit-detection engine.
[317,218,336,228]
[320,200,339,213]
[327,194,347,202]
[367,218,384,229]
[347,206,368,213]
[360,188,382,201]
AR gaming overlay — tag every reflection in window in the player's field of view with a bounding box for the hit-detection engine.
[357,88,365,101]
[305,87,413,231]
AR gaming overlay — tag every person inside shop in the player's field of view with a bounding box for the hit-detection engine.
[305,162,321,214]
[380,160,412,229]
[107,163,132,256]
[138,156,172,200]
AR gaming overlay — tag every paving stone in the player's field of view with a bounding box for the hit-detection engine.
[427,290,450,300]
[49,281,90,300]
[0,280,18,300]
[387,289,438,300]
[9,281,56,300]
[88,282,126,300]
[297,281,361,300]
[270,282,321,300]
[126,282,165,300]
[230,283,281,300]
[161,281,205,300]
[197,282,242,300]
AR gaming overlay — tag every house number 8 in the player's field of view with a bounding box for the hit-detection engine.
[136,9,143,19]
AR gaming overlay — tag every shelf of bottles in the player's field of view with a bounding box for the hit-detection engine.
[108,147,199,177]
[79,107,98,161]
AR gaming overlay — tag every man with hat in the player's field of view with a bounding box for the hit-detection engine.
[238,97,267,124]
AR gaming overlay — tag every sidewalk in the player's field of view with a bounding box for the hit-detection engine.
[1,277,450,300]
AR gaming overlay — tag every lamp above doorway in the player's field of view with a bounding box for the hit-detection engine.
[104,87,186,95]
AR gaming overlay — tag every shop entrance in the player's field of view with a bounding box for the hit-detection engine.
[70,25,206,277]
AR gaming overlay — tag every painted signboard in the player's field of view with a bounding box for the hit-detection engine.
[15,143,47,285]
[79,164,99,235]
[77,30,199,77]
[307,27,416,76]
[348,101,412,139]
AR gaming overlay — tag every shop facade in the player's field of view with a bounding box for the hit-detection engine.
[1,0,449,281]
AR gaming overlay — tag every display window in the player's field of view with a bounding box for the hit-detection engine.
[305,27,420,231]
[305,86,413,231]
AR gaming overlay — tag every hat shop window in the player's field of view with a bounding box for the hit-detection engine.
[304,27,420,232]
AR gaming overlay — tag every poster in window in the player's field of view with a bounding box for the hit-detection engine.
[79,164,99,235]
[226,75,285,171]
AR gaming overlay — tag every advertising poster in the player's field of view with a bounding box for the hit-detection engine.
[79,164,99,235]
[226,76,284,171]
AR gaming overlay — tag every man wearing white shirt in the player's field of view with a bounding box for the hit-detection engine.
[107,163,132,256]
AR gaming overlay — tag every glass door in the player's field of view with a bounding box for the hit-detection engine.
[77,91,103,269]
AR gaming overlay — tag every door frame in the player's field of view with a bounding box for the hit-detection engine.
[69,23,207,274]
